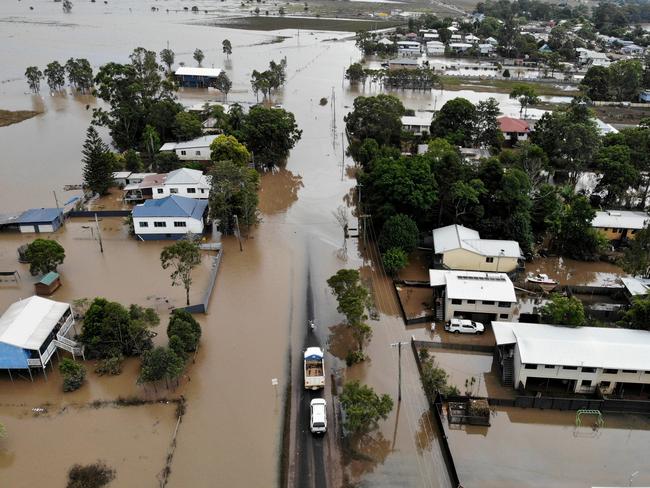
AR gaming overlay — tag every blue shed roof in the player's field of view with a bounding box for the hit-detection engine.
[16,208,62,224]
[132,195,207,220]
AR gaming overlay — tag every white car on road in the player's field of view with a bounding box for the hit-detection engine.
[310,398,327,434]
[445,318,485,334]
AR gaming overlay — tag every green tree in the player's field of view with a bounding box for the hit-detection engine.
[326,269,369,326]
[160,48,175,73]
[430,97,477,147]
[25,66,42,93]
[173,111,203,141]
[546,52,562,77]
[215,72,232,100]
[344,94,405,150]
[241,106,302,168]
[509,84,540,117]
[608,59,643,102]
[24,239,65,276]
[594,144,639,206]
[209,134,251,166]
[540,294,586,327]
[419,351,459,398]
[141,124,161,168]
[474,97,502,148]
[554,194,605,259]
[382,247,408,276]
[62,0,73,13]
[620,227,650,278]
[123,149,143,172]
[378,214,419,253]
[618,296,650,331]
[193,48,205,67]
[82,126,114,195]
[208,159,260,231]
[160,238,202,306]
[581,66,611,101]
[65,58,94,93]
[67,461,115,488]
[59,358,86,392]
[439,27,452,44]
[167,309,202,352]
[44,61,66,92]
[339,380,393,435]
[153,151,181,173]
[345,63,366,84]
[138,346,185,389]
[515,141,549,192]
[79,298,158,358]
[222,39,232,58]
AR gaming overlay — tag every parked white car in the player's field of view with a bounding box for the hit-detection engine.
[445,318,485,334]
[310,398,327,434]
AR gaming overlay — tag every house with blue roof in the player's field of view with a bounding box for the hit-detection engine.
[132,195,208,240]
[16,208,63,233]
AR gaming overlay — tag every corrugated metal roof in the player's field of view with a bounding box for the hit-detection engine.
[132,195,207,220]
[175,66,222,78]
[429,269,516,302]
[38,271,60,286]
[493,321,650,370]
[0,296,70,350]
[592,210,649,230]
[498,117,530,133]
[432,224,522,258]
[165,168,204,185]
[159,135,218,152]
[16,208,62,224]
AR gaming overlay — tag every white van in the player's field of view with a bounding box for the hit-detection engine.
[310,398,327,434]
[445,318,485,334]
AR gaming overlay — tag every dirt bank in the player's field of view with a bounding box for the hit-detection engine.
[0,109,41,127]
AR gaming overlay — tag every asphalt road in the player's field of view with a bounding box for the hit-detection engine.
[294,270,328,488]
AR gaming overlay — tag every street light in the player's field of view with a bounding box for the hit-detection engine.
[390,341,409,402]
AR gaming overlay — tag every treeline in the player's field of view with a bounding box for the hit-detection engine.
[25,58,93,94]
[581,59,649,102]
[355,32,398,56]
[476,0,586,22]
[346,63,441,90]
[345,94,650,267]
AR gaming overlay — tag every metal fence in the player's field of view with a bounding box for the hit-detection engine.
[413,339,495,354]
[175,250,223,315]
[67,210,131,218]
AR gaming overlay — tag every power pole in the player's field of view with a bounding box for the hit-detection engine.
[94,213,103,253]
[53,190,60,210]
[340,131,345,181]
[390,341,409,402]
[233,215,243,252]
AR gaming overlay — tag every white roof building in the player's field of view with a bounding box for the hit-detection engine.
[159,135,218,161]
[401,113,434,135]
[0,296,69,350]
[174,66,223,78]
[592,210,649,231]
[151,168,211,200]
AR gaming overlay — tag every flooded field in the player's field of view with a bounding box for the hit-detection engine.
[446,407,650,488]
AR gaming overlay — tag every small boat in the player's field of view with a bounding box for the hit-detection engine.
[526,273,558,292]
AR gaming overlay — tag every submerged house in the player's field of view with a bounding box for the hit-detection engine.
[151,168,211,200]
[175,67,222,88]
[16,208,63,233]
[132,195,208,240]
[592,210,649,242]
[0,296,83,380]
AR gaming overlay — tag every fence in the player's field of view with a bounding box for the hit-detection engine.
[487,395,650,414]
[67,210,131,218]
[412,339,495,354]
[393,280,436,325]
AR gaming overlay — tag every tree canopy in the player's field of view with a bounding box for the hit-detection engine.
[620,227,650,278]
[241,106,302,168]
[339,380,393,435]
[344,95,405,150]
[210,134,251,166]
[378,214,419,253]
[540,294,586,327]
[25,239,65,276]
[167,309,202,352]
[82,126,114,195]
[160,238,202,306]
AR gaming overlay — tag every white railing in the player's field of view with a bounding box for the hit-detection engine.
[53,340,84,357]
[57,314,75,340]
[41,341,57,365]
[27,358,41,367]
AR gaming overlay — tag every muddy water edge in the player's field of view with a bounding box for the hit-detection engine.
[0,2,462,487]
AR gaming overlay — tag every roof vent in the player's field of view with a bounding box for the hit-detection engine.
[608,211,622,216]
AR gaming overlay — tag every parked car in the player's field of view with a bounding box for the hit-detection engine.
[310,398,327,434]
[445,318,484,334]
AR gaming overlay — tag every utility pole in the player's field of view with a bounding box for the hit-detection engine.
[94,213,103,253]
[233,215,243,252]
[390,341,409,402]
[340,131,345,181]
[52,190,60,210]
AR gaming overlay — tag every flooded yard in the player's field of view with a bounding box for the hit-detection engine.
[445,407,650,488]
[525,256,627,287]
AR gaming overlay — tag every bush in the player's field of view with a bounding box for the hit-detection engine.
[382,247,408,276]
[378,214,419,253]
[94,355,124,376]
[59,358,86,392]
[24,238,65,276]
[319,97,328,106]
[345,350,366,366]
[419,354,458,398]
[67,461,116,488]
[167,310,202,352]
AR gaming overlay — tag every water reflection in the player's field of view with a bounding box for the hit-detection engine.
[258,168,303,215]
[348,430,391,479]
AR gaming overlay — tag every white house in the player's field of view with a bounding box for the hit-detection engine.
[429,270,517,323]
[159,135,218,161]
[478,43,495,55]
[592,209,649,242]
[576,48,611,67]
[449,42,473,53]
[151,168,211,200]
[132,195,208,240]
[621,44,644,56]
[426,41,445,56]
[401,113,434,136]
[432,224,523,272]
[396,41,421,55]
[464,33,480,43]
[493,321,650,396]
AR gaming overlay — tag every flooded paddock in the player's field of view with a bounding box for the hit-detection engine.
[445,407,650,488]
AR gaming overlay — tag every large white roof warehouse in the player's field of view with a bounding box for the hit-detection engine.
[493,321,650,371]
[0,296,70,350]
[174,66,222,78]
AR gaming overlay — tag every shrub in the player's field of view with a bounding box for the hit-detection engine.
[67,461,116,488]
[345,350,365,366]
[382,247,408,276]
[59,358,86,392]
[378,214,419,253]
[167,310,202,352]
[94,355,124,376]
[319,97,328,106]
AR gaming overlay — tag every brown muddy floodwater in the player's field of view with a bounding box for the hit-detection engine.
[526,257,627,287]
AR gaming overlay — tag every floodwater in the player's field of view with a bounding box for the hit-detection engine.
[446,407,650,488]
[525,256,627,287]
[0,2,455,487]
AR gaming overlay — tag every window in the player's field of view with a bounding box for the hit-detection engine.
[154,221,166,228]
[622,370,637,374]
[200,189,205,194]
[180,150,187,155]
[498,302,511,308]
[499,313,509,319]
[195,150,201,155]
[544,365,555,369]
[582,367,596,373]
[187,188,196,194]
[603,369,617,374]
[562,366,578,370]
[581,380,592,387]
[600,381,611,387]
[157,189,163,194]
[174,221,187,228]
[524,364,537,370]
[482,300,494,305]
[170,188,178,194]
[485,257,494,263]
[466,299,475,304]
[138,221,148,228]
[451,299,462,305]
